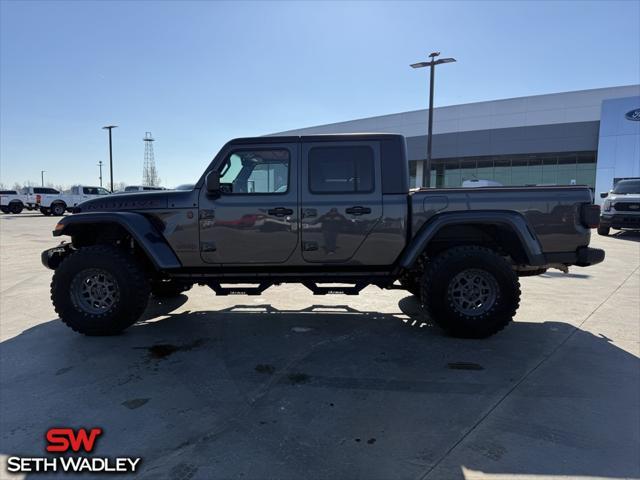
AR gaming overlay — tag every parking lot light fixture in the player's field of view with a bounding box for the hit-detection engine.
[410,52,456,188]
[102,125,118,192]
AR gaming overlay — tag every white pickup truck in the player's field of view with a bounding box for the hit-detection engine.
[1,187,61,214]
[38,185,111,216]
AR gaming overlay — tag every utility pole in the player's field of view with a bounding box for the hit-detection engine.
[41,170,45,187]
[410,52,456,188]
[102,125,117,192]
[97,160,103,187]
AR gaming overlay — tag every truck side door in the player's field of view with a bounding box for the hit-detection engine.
[198,142,299,264]
[300,140,382,263]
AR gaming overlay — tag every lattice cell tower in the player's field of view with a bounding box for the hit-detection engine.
[142,132,160,186]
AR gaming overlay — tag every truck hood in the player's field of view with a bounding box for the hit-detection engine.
[609,193,640,202]
[74,190,190,213]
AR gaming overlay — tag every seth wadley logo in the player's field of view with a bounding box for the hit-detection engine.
[6,428,142,474]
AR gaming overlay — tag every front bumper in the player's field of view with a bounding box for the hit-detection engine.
[600,214,640,230]
[41,243,73,270]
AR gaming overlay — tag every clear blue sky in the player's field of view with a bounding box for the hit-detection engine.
[1,0,638,188]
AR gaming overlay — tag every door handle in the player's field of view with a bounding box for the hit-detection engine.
[267,207,294,217]
[345,206,372,216]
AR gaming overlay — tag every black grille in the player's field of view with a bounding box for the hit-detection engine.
[613,202,640,212]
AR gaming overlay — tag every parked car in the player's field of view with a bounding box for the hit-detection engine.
[42,134,604,338]
[598,178,640,235]
[0,187,61,214]
[0,190,25,214]
[113,185,167,194]
[38,185,111,216]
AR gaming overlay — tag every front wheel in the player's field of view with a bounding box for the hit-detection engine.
[51,245,150,335]
[421,246,521,338]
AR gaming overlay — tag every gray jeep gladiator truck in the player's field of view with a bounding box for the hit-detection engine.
[42,134,604,338]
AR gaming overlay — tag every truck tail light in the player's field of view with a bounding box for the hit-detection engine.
[581,204,600,228]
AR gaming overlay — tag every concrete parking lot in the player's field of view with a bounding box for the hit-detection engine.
[0,212,638,480]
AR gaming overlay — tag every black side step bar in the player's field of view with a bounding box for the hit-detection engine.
[203,281,371,296]
[302,282,367,295]
[206,282,272,296]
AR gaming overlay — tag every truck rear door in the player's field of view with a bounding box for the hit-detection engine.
[300,140,382,263]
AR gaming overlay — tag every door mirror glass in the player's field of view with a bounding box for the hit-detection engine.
[599,192,608,199]
[206,171,220,193]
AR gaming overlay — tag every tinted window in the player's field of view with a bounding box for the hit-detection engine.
[0,190,17,194]
[33,188,59,194]
[219,149,289,194]
[308,146,374,194]
[83,187,100,195]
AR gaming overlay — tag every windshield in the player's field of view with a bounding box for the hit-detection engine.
[613,180,640,194]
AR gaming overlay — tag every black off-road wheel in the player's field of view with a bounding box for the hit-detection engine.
[597,226,610,236]
[51,245,150,335]
[51,202,66,216]
[151,279,192,298]
[421,246,521,338]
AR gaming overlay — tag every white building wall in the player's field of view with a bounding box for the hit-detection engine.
[272,85,640,137]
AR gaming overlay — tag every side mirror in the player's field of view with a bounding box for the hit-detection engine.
[205,171,220,194]
[599,192,608,199]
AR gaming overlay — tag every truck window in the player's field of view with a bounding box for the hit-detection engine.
[308,146,374,194]
[97,187,110,195]
[219,149,289,194]
[34,188,59,194]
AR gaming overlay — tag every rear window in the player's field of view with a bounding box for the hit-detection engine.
[0,190,17,195]
[308,146,374,194]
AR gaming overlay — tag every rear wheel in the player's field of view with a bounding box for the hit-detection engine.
[40,207,51,216]
[421,246,520,338]
[9,202,23,214]
[51,202,66,216]
[51,245,150,335]
[0,206,9,214]
[597,226,610,236]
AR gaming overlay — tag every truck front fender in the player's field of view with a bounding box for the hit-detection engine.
[398,211,545,269]
[53,212,181,270]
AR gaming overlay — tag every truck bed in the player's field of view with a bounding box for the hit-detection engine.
[410,185,593,254]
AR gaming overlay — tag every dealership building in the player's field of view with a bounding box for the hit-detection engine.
[272,85,639,201]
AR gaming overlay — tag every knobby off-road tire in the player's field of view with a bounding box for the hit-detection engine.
[150,279,192,298]
[51,245,150,335]
[421,246,521,338]
[597,226,610,236]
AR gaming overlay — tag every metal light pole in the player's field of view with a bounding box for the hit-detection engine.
[411,52,456,188]
[41,170,46,187]
[102,125,117,192]
[97,160,104,187]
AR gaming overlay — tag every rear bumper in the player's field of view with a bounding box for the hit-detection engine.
[600,214,640,230]
[544,247,605,267]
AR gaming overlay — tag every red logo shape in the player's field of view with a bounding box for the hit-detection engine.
[46,428,103,453]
